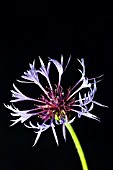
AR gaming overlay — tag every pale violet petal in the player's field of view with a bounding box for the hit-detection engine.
[10,84,39,102]
[38,56,45,67]
[47,62,51,75]
[49,58,63,84]
[61,54,63,66]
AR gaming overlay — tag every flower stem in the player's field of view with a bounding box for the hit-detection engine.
[65,123,88,170]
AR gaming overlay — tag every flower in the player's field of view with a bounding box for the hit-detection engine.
[4,56,107,146]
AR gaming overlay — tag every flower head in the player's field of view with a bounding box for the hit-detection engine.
[4,56,107,146]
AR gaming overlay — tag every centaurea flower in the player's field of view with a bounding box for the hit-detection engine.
[4,56,107,170]
[4,56,107,146]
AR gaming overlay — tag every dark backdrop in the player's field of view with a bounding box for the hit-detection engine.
[0,3,113,170]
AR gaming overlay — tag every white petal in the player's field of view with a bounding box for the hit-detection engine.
[93,101,108,107]
[32,130,42,147]
[51,123,59,146]
[64,55,71,72]
[10,119,21,126]
[88,103,94,111]
[83,112,100,121]
[68,117,76,124]
[62,124,66,141]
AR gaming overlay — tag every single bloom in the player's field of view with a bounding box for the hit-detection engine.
[4,56,107,146]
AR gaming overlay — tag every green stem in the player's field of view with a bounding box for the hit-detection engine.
[65,123,88,170]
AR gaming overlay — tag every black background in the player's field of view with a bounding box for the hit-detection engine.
[0,3,113,170]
